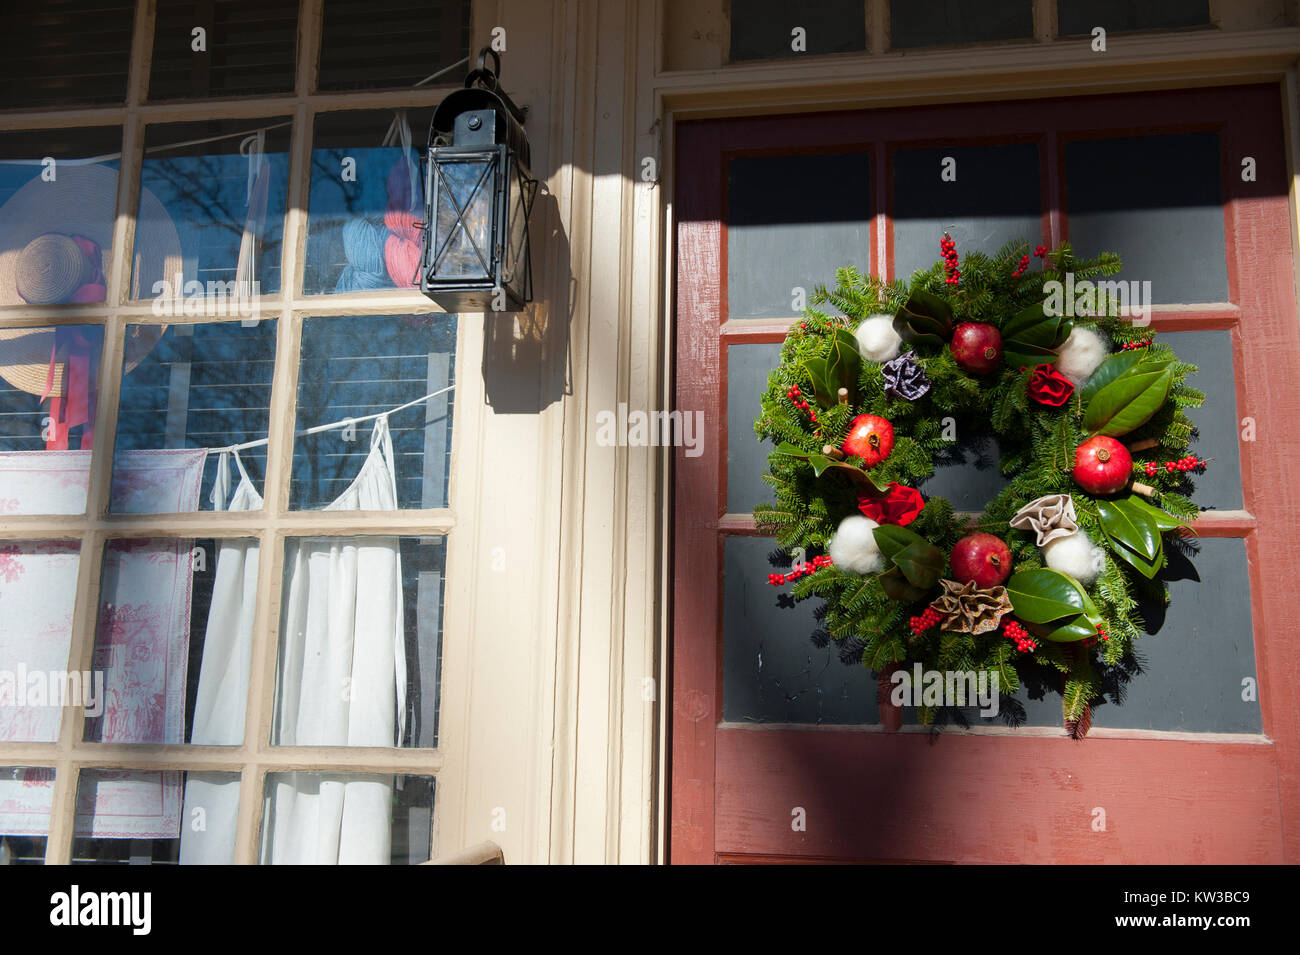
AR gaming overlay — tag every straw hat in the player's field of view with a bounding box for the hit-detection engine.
[0,163,182,397]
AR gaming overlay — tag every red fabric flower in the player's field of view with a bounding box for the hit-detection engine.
[857,482,925,526]
[1027,363,1075,407]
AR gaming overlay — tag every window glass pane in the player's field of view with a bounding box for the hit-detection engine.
[273,536,445,749]
[111,321,275,513]
[318,0,471,92]
[1157,330,1241,510]
[892,143,1041,278]
[728,152,872,319]
[0,2,135,110]
[0,541,81,743]
[72,769,241,863]
[723,535,879,724]
[304,109,431,295]
[1058,0,1210,36]
[729,0,866,61]
[0,325,105,514]
[1,128,123,308]
[149,0,299,100]
[85,537,258,747]
[132,119,291,301]
[1065,133,1228,304]
[292,315,456,511]
[1094,538,1259,732]
[890,0,1032,49]
[0,766,54,861]
[261,772,434,864]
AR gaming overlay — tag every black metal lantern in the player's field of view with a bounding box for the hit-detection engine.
[420,49,537,312]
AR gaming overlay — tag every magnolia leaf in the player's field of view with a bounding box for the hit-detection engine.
[1005,568,1101,625]
[1025,612,1096,643]
[1107,539,1162,579]
[893,289,955,347]
[1122,494,1188,532]
[880,566,929,603]
[826,328,862,403]
[1078,351,1144,404]
[1002,302,1073,350]
[773,443,887,494]
[1083,366,1173,437]
[1096,498,1161,562]
[801,356,836,406]
[1002,340,1060,371]
[872,524,926,563]
[890,539,946,590]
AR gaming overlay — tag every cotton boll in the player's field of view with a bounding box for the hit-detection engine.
[854,314,902,364]
[827,515,884,575]
[1041,530,1102,585]
[1055,326,1108,386]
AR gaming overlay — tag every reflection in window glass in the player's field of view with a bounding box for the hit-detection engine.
[111,321,275,512]
[0,541,81,743]
[72,768,241,864]
[0,325,105,515]
[273,536,444,750]
[318,0,471,92]
[0,128,124,308]
[0,766,54,863]
[292,315,456,510]
[261,772,434,864]
[85,537,258,749]
[149,0,299,101]
[0,3,135,110]
[304,110,430,295]
[132,120,290,301]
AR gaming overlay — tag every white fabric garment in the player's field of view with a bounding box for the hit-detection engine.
[179,450,262,865]
[180,420,405,864]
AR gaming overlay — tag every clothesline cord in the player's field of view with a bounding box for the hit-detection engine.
[211,383,455,454]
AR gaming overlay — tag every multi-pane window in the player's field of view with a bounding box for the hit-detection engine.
[0,3,472,865]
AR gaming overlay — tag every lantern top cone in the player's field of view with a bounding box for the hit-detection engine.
[421,48,537,313]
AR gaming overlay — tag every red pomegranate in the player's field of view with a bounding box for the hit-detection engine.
[950,322,1003,376]
[842,414,894,468]
[1073,436,1132,495]
[950,532,1013,588]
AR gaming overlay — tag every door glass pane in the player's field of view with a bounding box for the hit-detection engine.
[292,315,456,511]
[272,536,444,749]
[1065,133,1228,303]
[85,537,258,747]
[0,766,54,862]
[133,119,291,301]
[111,321,276,512]
[72,769,242,864]
[890,0,1032,49]
[727,342,781,514]
[0,541,80,743]
[304,109,431,295]
[728,152,872,319]
[1094,538,1259,732]
[261,772,434,864]
[723,535,879,724]
[0,325,104,514]
[729,0,866,61]
[892,143,1041,278]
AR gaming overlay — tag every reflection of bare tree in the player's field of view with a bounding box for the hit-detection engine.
[143,156,283,271]
[311,151,367,216]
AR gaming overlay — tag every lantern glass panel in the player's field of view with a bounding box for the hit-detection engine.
[431,154,496,282]
[504,163,531,296]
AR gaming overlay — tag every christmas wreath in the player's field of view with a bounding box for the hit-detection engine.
[754,236,1206,735]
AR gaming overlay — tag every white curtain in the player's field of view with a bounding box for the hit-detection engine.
[181,420,406,864]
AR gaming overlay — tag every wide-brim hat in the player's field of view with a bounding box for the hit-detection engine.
[0,163,182,396]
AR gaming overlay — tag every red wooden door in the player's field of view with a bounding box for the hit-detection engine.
[671,85,1300,864]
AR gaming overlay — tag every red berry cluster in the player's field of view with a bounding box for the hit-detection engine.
[1139,455,1207,477]
[1121,338,1154,351]
[1033,244,1048,258]
[785,384,818,424]
[1082,623,1110,647]
[909,607,941,635]
[767,555,833,587]
[940,233,961,285]
[1011,253,1031,278]
[1003,620,1038,653]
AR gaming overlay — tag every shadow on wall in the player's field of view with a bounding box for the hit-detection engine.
[481,189,573,413]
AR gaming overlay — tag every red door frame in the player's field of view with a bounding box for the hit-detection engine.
[671,84,1300,864]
